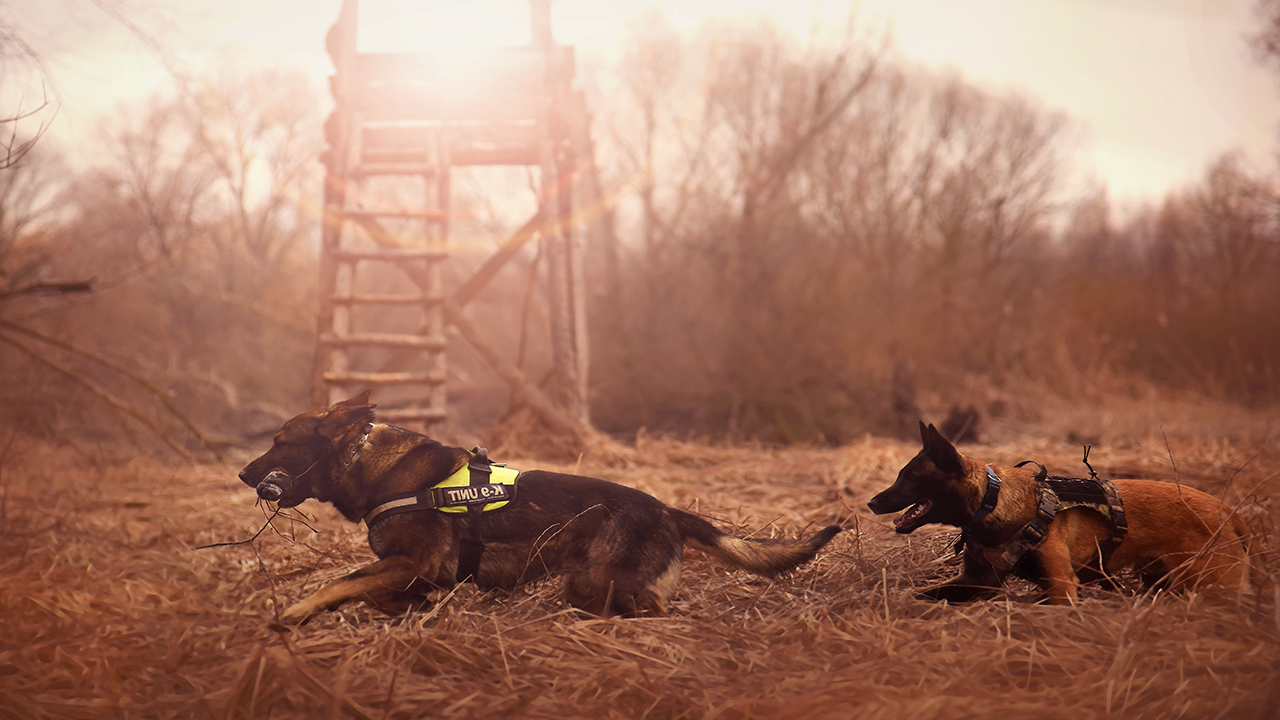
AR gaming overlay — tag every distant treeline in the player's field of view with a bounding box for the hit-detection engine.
[585,16,1280,442]
[0,18,1276,449]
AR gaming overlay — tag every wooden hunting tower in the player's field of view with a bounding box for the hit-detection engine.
[312,0,597,430]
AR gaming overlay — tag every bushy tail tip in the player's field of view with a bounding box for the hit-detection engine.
[674,510,841,578]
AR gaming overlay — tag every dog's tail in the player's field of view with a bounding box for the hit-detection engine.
[670,509,841,578]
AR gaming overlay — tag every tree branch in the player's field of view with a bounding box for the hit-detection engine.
[0,328,196,461]
[0,318,222,461]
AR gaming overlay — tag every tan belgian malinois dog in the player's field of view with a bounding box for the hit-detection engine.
[238,392,841,624]
[868,422,1256,604]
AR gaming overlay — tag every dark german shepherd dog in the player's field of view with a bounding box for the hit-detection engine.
[238,392,841,624]
[868,422,1255,604]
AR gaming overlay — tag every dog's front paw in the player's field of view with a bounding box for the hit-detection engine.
[278,601,318,625]
[918,580,998,603]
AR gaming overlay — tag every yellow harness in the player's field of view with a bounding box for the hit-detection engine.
[363,456,520,527]
[431,463,519,514]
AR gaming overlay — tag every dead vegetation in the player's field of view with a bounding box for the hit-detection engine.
[1,406,1277,720]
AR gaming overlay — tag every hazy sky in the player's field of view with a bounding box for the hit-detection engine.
[12,0,1280,207]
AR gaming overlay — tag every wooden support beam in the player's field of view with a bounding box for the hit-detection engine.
[370,241,588,438]
[375,209,543,376]
[332,248,448,262]
[347,214,414,250]
[453,210,543,308]
[331,293,443,306]
[310,0,359,410]
[442,298,587,439]
[338,208,449,222]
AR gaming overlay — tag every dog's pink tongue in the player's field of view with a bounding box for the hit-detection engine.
[894,501,929,530]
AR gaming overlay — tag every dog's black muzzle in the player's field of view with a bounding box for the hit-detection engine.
[867,487,910,515]
[239,467,296,503]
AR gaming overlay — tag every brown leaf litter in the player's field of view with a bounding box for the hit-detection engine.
[0,431,1276,719]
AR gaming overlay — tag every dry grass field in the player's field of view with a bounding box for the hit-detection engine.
[2,397,1278,720]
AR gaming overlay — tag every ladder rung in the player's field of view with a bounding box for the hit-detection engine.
[330,294,444,306]
[356,147,540,168]
[337,208,448,221]
[332,248,448,262]
[378,407,449,423]
[349,163,440,177]
[452,145,540,166]
[323,371,446,385]
[319,333,447,350]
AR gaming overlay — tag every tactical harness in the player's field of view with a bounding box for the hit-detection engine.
[362,446,520,583]
[959,455,1128,575]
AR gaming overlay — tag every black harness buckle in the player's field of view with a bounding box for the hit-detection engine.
[968,467,1003,527]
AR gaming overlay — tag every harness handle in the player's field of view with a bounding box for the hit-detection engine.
[1014,459,1047,482]
[455,447,493,583]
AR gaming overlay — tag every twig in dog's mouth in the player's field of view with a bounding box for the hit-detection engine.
[195,503,322,550]
[196,508,282,550]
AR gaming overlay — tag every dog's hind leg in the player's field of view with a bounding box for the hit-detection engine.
[562,559,681,618]
[633,559,683,616]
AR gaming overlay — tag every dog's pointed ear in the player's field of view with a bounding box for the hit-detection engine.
[924,423,963,474]
[918,420,930,449]
[333,390,374,409]
[320,391,377,438]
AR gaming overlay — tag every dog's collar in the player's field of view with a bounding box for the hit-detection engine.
[363,453,519,527]
[967,466,1003,526]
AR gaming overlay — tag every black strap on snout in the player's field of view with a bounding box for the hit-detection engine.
[454,447,493,583]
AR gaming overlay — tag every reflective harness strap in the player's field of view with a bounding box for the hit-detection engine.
[455,447,492,583]
[363,457,516,528]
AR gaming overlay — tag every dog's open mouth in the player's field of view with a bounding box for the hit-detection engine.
[894,499,932,533]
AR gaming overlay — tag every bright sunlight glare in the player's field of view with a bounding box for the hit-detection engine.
[356,0,532,52]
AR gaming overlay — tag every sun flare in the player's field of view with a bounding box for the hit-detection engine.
[356,0,533,53]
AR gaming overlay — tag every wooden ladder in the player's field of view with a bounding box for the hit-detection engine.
[310,0,593,431]
[310,117,452,426]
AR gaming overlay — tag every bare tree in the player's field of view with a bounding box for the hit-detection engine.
[587,15,1076,440]
[0,0,180,171]
[1253,0,1280,71]
[0,62,323,452]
